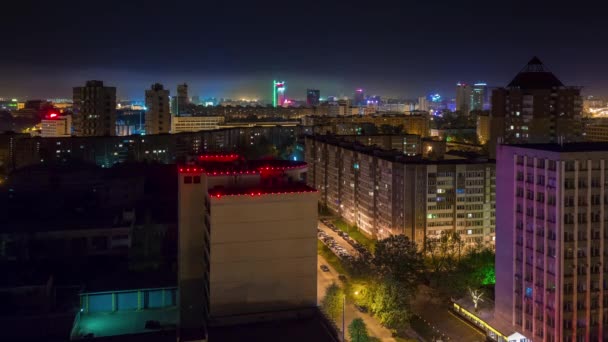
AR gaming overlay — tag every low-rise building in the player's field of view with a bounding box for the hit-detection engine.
[41,114,72,137]
[171,116,225,133]
[178,155,318,337]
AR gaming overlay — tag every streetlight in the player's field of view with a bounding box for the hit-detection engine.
[342,294,345,342]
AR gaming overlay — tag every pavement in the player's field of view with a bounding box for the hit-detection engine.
[411,285,486,342]
[318,221,360,257]
[317,254,396,342]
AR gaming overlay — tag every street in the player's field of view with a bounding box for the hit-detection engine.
[411,285,486,342]
[318,254,397,342]
[318,219,484,342]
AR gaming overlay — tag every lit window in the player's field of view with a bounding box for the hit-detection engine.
[467,229,473,235]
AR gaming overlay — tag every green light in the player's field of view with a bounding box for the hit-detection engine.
[273,80,277,108]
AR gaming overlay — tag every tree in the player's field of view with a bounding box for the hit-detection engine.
[321,283,343,322]
[367,277,411,330]
[348,318,370,342]
[372,235,423,294]
[424,230,465,274]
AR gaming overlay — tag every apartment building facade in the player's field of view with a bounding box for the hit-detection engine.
[496,143,608,342]
[306,135,496,247]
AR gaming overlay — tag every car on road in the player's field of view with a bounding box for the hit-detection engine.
[320,265,330,272]
[354,304,368,313]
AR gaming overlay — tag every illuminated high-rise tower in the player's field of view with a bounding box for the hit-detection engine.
[354,88,365,106]
[273,81,286,107]
[471,83,487,111]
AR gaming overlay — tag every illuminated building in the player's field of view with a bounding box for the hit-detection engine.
[273,80,286,107]
[488,57,583,158]
[177,155,317,334]
[471,83,487,111]
[477,112,491,145]
[145,83,171,134]
[41,112,72,137]
[171,116,225,133]
[354,88,365,106]
[496,143,608,342]
[306,89,320,106]
[302,113,430,137]
[418,96,429,111]
[306,135,496,246]
[584,122,608,142]
[456,82,472,113]
[116,108,145,136]
[73,80,117,136]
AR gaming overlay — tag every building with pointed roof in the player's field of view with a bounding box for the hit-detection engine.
[487,57,583,158]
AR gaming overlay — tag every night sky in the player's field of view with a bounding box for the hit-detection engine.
[2,0,607,101]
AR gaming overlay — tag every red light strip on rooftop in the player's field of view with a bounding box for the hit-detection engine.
[198,154,240,162]
[209,189,318,199]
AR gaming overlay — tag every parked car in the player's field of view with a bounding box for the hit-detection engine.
[354,304,368,313]
[320,265,330,272]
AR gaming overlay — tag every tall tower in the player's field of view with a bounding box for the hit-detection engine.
[273,81,286,107]
[72,80,116,136]
[172,83,189,115]
[471,83,487,111]
[145,83,170,135]
[354,88,365,106]
[306,89,320,106]
[455,82,472,114]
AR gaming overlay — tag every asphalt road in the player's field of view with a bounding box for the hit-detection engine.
[317,254,397,341]
[411,286,486,341]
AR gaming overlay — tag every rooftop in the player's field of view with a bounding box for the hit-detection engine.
[71,308,338,342]
[505,142,608,153]
[179,154,307,174]
[307,135,493,165]
[208,183,317,198]
[506,56,565,89]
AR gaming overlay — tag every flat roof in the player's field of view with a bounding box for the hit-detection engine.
[179,155,307,174]
[307,135,493,165]
[72,308,338,342]
[208,183,317,197]
[505,142,608,152]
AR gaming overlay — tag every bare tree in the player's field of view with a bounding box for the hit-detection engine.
[469,287,485,311]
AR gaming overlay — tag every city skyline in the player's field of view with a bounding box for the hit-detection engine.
[2,1,608,100]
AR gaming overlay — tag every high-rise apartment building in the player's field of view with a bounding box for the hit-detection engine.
[477,112,491,145]
[145,83,170,134]
[171,83,189,115]
[307,89,320,106]
[488,57,583,157]
[72,80,116,136]
[472,83,487,111]
[456,82,472,114]
[178,155,317,334]
[306,135,496,247]
[418,96,429,112]
[496,143,608,342]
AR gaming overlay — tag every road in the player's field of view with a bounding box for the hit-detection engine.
[411,285,486,342]
[318,254,397,341]
[318,221,360,257]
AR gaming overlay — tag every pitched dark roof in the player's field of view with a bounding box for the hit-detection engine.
[507,56,564,89]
